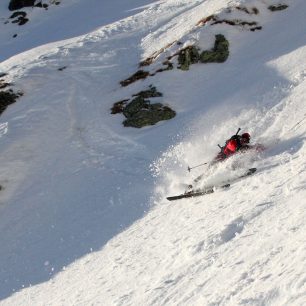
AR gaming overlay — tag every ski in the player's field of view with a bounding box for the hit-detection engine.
[167,184,230,201]
[166,168,256,201]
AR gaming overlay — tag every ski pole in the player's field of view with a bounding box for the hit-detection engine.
[188,162,209,172]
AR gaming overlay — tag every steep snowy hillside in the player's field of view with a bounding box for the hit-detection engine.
[0,0,306,305]
[0,0,160,62]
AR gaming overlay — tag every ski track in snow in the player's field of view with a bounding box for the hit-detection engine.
[0,0,306,305]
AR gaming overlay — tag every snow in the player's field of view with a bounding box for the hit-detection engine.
[0,0,306,305]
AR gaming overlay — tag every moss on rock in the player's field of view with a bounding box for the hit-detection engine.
[110,99,129,114]
[112,86,175,128]
[122,96,148,118]
[178,46,200,70]
[132,85,163,99]
[123,105,176,128]
[200,34,229,63]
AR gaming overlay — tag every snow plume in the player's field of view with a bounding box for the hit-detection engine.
[151,107,266,203]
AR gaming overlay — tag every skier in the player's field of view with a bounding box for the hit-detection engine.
[189,131,251,187]
[186,129,264,191]
[214,131,252,162]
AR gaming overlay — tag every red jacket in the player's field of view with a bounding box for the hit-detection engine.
[223,139,238,156]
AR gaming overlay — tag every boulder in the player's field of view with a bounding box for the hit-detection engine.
[132,85,162,99]
[112,86,175,128]
[123,105,176,128]
[8,0,35,11]
[178,46,200,70]
[268,4,288,11]
[0,90,22,115]
[200,34,229,63]
[122,96,148,118]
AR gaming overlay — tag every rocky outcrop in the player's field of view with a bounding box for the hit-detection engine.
[268,4,288,12]
[111,86,176,128]
[0,75,23,115]
[0,90,23,115]
[120,70,150,87]
[176,34,229,70]
[200,34,229,63]
[8,0,35,11]
[123,103,176,128]
[9,11,29,25]
[178,46,200,71]
[8,0,61,12]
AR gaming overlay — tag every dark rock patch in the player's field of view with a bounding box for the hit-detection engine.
[10,10,29,25]
[122,96,148,119]
[0,89,23,115]
[111,99,129,114]
[151,61,174,75]
[123,105,176,128]
[234,6,259,15]
[139,41,177,67]
[34,1,43,7]
[0,80,10,89]
[34,1,49,9]
[112,86,175,128]
[196,15,215,27]
[8,0,35,11]
[212,18,259,30]
[9,11,27,18]
[178,46,200,71]
[132,85,163,99]
[120,70,150,87]
[250,26,262,31]
[268,4,288,12]
[58,66,67,71]
[16,17,29,25]
[200,34,229,63]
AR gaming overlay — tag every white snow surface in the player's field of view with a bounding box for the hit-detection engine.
[0,0,306,305]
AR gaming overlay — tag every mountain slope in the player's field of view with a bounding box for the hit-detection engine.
[0,0,306,305]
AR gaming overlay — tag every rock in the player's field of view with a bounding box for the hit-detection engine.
[132,85,163,99]
[122,96,147,118]
[112,86,176,128]
[268,4,288,12]
[200,34,229,63]
[0,81,10,89]
[120,70,150,87]
[9,11,27,18]
[123,105,176,128]
[8,0,35,11]
[111,99,129,114]
[178,46,200,70]
[9,9,29,25]
[0,90,22,115]
[18,17,29,25]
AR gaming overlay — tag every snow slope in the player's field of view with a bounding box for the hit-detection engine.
[0,0,306,305]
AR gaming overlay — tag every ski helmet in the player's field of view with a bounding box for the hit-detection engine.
[241,132,250,142]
